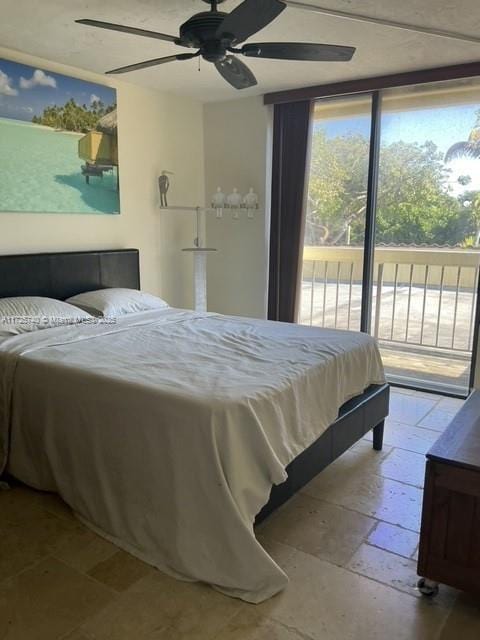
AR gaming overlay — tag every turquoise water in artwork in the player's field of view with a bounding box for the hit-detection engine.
[0,117,119,214]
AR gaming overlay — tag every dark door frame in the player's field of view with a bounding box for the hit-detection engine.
[360,90,382,334]
[264,61,480,106]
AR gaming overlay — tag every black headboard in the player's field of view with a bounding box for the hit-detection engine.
[0,249,140,300]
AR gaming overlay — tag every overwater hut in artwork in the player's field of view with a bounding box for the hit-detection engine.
[78,109,118,187]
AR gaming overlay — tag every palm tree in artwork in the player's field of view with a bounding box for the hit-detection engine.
[445,110,480,161]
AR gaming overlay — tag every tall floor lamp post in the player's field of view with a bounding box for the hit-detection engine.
[182,207,217,312]
[160,205,217,312]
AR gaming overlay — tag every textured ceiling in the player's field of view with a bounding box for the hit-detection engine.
[1,0,480,102]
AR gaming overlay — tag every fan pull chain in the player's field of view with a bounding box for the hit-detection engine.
[198,56,201,72]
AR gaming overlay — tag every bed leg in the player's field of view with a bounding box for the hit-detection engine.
[373,420,384,451]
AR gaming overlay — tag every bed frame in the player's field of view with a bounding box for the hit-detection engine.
[256,383,388,522]
[0,248,389,521]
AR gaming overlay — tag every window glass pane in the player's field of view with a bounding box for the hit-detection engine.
[299,94,372,331]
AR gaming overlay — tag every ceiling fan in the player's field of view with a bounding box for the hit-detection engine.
[76,0,355,90]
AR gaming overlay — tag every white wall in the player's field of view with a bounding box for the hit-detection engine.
[203,96,272,319]
[0,46,205,309]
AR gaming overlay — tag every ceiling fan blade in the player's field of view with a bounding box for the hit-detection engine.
[76,19,180,44]
[216,0,286,44]
[106,53,198,75]
[241,42,356,61]
[215,56,257,90]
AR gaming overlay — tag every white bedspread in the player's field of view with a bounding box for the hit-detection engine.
[0,308,385,602]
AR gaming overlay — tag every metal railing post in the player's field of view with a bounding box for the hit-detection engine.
[374,262,384,338]
[309,260,316,326]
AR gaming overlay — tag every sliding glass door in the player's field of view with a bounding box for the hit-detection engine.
[299,95,372,331]
[299,78,480,396]
[372,81,480,395]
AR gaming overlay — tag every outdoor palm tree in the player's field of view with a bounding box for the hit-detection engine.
[445,110,480,161]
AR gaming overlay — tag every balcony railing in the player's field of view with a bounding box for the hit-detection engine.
[300,246,480,356]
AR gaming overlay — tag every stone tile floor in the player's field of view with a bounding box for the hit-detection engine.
[1,387,479,639]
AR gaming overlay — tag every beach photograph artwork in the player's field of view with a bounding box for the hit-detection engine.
[0,58,119,214]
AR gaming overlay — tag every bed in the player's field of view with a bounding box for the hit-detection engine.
[0,249,389,602]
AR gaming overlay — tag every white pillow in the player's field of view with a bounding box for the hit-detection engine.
[0,296,92,337]
[66,288,169,317]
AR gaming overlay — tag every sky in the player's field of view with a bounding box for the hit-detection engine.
[0,58,116,121]
[316,103,480,196]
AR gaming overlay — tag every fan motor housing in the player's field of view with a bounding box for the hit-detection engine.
[179,11,228,49]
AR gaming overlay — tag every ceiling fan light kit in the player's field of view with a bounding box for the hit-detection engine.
[76,0,356,90]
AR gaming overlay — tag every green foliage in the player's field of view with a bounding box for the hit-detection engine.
[307,131,369,245]
[460,191,480,244]
[461,235,478,248]
[32,98,115,133]
[306,127,477,247]
[458,174,472,186]
[376,140,472,245]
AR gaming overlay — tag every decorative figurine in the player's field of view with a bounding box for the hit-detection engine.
[158,170,174,207]
[227,187,242,219]
[243,187,259,218]
[211,187,226,218]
